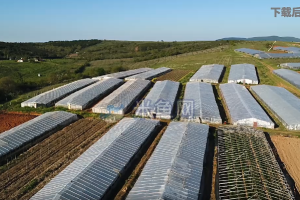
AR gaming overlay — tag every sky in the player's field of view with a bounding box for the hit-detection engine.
[0,0,299,42]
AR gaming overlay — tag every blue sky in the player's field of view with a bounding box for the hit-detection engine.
[0,0,299,42]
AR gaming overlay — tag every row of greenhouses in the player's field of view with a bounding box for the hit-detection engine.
[55,78,123,110]
[0,111,78,162]
[21,79,97,108]
[135,80,179,119]
[127,122,209,200]
[31,118,161,200]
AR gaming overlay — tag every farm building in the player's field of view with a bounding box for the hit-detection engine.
[0,111,78,163]
[55,78,123,110]
[92,79,151,114]
[92,68,152,80]
[189,64,224,83]
[234,48,263,55]
[181,82,222,124]
[218,126,295,200]
[21,79,97,108]
[220,83,274,128]
[31,117,161,200]
[251,85,300,130]
[135,80,179,119]
[125,67,172,80]
[228,64,259,84]
[127,122,209,200]
[273,69,300,89]
[280,63,300,69]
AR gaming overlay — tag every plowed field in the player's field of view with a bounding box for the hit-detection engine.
[0,118,112,200]
[156,70,192,81]
[0,114,37,133]
[272,136,300,192]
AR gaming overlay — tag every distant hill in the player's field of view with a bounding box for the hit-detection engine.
[218,36,300,42]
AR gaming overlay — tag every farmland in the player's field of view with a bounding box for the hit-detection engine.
[0,118,111,200]
[0,113,37,133]
[156,70,193,81]
[272,136,300,192]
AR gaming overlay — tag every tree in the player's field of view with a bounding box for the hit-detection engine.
[0,77,17,96]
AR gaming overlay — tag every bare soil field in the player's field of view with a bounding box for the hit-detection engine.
[272,136,300,191]
[0,118,112,200]
[0,113,37,133]
[156,70,192,81]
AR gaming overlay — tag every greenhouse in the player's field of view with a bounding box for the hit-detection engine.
[135,80,179,119]
[273,46,300,53]
[92,79,151,114]
[55,78,123,110]
[92,68,152,80]
[125,67,172,80]
[220,83,274,128]
[273,69,300,89]
[218,126,294,200]
[251,85,300,130]
[255,52,300,59]
[280,63,300,69]
[21,79,97,108]
[189,64,224,83]
[31,118,161,200]
[234,48,263,55]
[181,82,222,124]
[0,111,78,163]
[228,64,259,84]
[127,122,209,200]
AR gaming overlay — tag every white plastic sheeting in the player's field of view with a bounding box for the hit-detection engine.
[189,64,224,83]
[251,85,300,130]
[228,64,259,84]
[92,68,153,80]
[181,82,222,124]
[234,48,263,55]
[0,111,78,161]
[255,52,300,59]
[125,67,172,80]
[220,83,274,128]
[135,80,179,119]
[92,79,151,114]
[21,79,97,108]
[280,63,300,69]
[31,118,160,200]
[127,122,209,200]
[273,46,300,53]
[55,78,123,110]
[273,69,300,89]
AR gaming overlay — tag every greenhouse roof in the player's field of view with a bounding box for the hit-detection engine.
[127,122,209,200]
[220,83,273,124]
[181,82,221,123]
[274,69,300,89]
[31,118,160,200]
[0,111,77,160]
[125,67,172,80]
[228,64,258,82]
[189,64,224,83]
[251,85,300,127]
